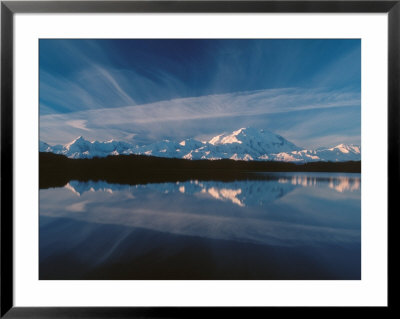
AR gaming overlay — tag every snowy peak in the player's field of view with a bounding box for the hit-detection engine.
[178,138,204,150]
[304,143,361,162]
[329,144,361,154]
[209,128,247,145]
[203,127,300,160]
[209,127,295,147]
[39,141,51,152]
[65,136,92,152]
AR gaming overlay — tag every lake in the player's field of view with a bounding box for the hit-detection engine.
[39,172,361,280]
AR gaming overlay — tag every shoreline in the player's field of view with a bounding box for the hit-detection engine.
[39,152,361,189]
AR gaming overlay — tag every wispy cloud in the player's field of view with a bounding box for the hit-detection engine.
[66,119,91,131]
[92,65,136,106]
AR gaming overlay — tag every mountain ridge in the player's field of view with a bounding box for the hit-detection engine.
[39,127,361,162]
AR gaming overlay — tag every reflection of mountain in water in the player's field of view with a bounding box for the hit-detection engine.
[275,174,360,193]
[329,176,360,192]
[40,174,361,248]
[65,179,296,207]
[65,174,360,207]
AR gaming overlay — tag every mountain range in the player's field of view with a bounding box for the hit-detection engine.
[39,127,361,162]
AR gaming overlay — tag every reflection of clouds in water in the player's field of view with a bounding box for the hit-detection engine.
[41,197,360,248]
[277,175,360,193]
[66,200,90,212]
[40,174,361,247]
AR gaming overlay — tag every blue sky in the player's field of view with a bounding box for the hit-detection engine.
[39,39,361,148]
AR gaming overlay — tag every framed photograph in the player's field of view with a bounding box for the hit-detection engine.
[1,0,395,317]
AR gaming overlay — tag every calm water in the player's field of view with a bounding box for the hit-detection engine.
[39,172,361,280]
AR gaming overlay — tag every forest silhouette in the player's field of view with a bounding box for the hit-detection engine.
[39,152,361,189]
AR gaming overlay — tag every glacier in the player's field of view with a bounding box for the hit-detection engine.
[39,127,361,162]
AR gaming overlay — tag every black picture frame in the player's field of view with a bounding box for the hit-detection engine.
[1,0,396,317]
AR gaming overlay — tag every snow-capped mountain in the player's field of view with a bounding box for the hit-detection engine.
[39,127,361,162]
[41,136,134,159]
[183,127,300,160]
[268,144,361,162]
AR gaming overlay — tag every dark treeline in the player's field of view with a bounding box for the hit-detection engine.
[39,152,361,189]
